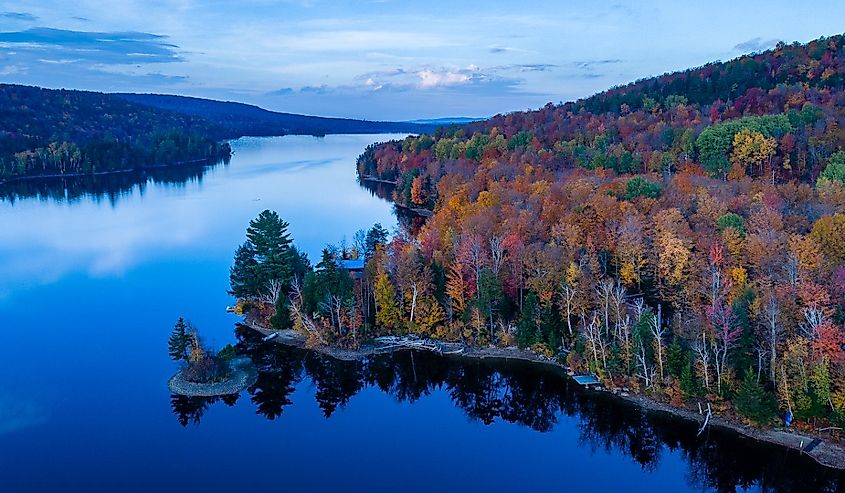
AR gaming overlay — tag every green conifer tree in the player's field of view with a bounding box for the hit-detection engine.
[229,210,295,299]
[734,367,777,425]
[168,317,190,361]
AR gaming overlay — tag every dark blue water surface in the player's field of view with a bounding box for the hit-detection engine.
[0,135,842,493]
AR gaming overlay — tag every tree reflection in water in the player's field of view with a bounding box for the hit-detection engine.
[169,393,239,427]
[0,158,228,204]
[358,179,426,236]
[170,326,844,492]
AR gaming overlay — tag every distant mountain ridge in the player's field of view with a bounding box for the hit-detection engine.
[116,93,436,137]
[0,83,231,181]
[407,117,487,125]
[0,83,441,182]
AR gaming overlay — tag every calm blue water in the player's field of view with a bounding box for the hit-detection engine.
[0,135,840,492]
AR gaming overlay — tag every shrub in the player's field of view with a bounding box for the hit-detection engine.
[182,352,232,384]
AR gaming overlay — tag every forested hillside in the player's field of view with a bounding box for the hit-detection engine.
[332,34,845,429]
[0,84,231,180]
[0,85,431,183]
[116,93,435,137]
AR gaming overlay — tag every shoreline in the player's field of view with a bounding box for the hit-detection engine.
[0,157,221,187]
[168,356,257,397]
[393,202,434,218]
[359,175,398,185]
[245,323,845,470]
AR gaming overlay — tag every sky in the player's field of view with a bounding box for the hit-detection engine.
[0,1,844,120]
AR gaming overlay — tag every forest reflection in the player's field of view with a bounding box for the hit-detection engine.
[0,158,228,204]
[358,179,426,235]
[170,326,844,492]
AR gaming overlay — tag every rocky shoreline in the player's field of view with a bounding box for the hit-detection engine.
[168,356,258,397]
[246,323,845,470]
[616,391,845,470]
[244,323,562,366]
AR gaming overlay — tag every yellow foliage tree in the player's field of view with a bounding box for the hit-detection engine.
[414,296,445,335]
[722,227,744,261]
[446,261,467,316]
[188,331,204,363]
[810,214,845,268]
[653,209,692,302]
[374,271,401,331]
[730,128,777,177]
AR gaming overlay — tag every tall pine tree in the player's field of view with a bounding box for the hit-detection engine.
[230,209,294,298]
[168,317,190,361]
[735,367,777,425]
[229,243,259,298]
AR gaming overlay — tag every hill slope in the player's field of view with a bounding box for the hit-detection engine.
[0,85,435,181]
[0,84,230,180]
[116,93,435,137]
[361,34,845,200]
[347,33,845,432]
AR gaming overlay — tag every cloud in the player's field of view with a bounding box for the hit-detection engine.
[0,64,25,76]
[572,59,623,69]
[266,87,294,96]
[562,59,625,80]
[0,27,188,91]
[258,62,550,120]
[418,67,473,88]
[509,63,557,72]
[300,84,331,93]
[0,28,182,65]
[351,64,543,93]
[733,37,780,53]
[1,12,38,22]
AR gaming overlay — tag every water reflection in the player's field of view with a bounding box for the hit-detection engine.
[172,325,844,492]
[170,393,240,427]
[0,160,227,204]
[0,135,401,295]
[358,179,427,236]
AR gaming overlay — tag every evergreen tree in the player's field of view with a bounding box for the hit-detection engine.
[270,296,292,331]
[516,291,541,348]
[734,367,777,425]
[364,223,389,258]
[229,210,295,299]
[247,209,293,289]
[168,317,190,361]
[680,361,698,397]
[229,243,259,298]
[315,249,346,299]
[666,339,687,378]
[289,245,311,280]
[477,267,502,340]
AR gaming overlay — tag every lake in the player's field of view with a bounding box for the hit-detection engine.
[0,135,841,492]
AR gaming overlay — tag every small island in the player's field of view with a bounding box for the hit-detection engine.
[166,318,257,397]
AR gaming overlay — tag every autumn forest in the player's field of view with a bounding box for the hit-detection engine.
[235,35,845,432]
